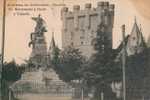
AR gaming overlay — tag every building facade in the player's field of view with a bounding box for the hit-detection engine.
[61,2,115,57]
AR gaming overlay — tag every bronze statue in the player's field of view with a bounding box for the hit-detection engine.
[32,14,47,35]
[29,14,47,48]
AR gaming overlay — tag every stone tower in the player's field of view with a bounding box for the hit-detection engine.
[28,14,48,67]
[61,2,115,57]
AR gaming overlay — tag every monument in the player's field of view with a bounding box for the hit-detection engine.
[9,15,73,100]
[28,14,48,67]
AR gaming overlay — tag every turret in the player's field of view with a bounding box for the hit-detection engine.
[103,2,109,9]
[85,3,92,10]
[61,7,68,12]
[97,1,105,9]
[61,7,68,18]
[109,4,115,12]
[73,5,80,12]
[109,4,115,28]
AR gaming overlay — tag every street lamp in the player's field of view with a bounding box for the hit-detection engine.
[122,25,126,100]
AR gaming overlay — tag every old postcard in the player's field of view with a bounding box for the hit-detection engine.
[0,0,150,100]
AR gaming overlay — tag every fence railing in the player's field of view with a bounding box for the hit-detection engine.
[9,81,75,100]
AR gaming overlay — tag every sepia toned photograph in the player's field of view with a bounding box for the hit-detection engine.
[0,0,150,100]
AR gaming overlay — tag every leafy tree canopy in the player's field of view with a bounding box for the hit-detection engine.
[2,60,24,81]
[56,46,85,82]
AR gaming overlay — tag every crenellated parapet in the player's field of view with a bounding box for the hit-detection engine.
[61,2,115,57]
[61,2,115,12]
[61,2,114,29]
[61,2,115,15]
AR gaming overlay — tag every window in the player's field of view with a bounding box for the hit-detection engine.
[133,37,136,40]
[91,30,95,38]
[80,29,85,39]
[80,36,85,39]
[71,42,74,46]
[71,32,74,40]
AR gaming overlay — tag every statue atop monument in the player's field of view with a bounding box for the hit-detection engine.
[28,14,48,67]
[32,14,47,36]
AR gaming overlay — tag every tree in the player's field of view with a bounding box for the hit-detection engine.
[2,60,24,100]
[125,48,149,99]
[56,46,85,82]
[2,60,22,81]
[51,46,60,66]
[80,22,121,100]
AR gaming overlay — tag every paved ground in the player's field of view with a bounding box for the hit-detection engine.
[15,93,91,100]
[16,94,72,100]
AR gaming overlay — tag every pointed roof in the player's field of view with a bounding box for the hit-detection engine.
[115,18,146,62]
[49,32,56,51]
[126,18,146,56]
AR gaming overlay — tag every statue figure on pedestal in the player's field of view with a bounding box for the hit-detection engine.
[28,14,48,68]
[32,14,47,35]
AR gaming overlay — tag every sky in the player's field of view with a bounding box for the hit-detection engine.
[0,0,150,63]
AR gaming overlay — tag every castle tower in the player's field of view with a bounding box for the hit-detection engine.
[61,2,115,58]
[28,15,48,67]
[126,18,146,56]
